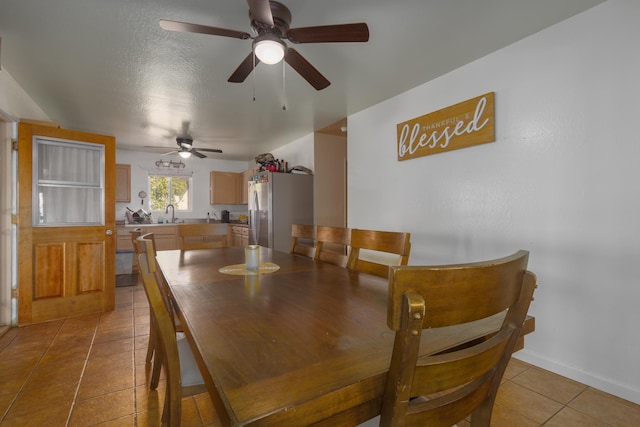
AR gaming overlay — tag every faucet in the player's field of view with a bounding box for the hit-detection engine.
[165,204,175,223]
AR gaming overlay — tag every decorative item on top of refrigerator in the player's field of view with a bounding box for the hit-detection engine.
[254,152,291,173]
[248,171,313,253]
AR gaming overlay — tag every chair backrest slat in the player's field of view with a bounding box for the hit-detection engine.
[314,225,350,267]
[380,250,536,427]
[290,224,316,258]
[347,229,411,278]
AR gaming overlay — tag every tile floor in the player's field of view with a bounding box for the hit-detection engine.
[1,281,639,426]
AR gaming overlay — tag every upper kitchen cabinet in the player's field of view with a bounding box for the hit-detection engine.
[115,163,131,202]
[210,171,240,204]
[241,169,254,204]
[210,169,256,205]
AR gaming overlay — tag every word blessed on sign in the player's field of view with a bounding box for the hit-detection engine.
[397,92,495,161]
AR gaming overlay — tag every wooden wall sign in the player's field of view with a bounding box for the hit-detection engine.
[397,92,495,161]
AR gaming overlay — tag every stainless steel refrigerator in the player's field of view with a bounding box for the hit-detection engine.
[248,171,314,253]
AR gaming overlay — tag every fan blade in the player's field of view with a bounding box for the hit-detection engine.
[228,53,261,83]
[197,148,223,153]
[145,145,178,151]
[247,0,274,27]
[161,150,179,156]
[159,19,251,40]
[285,48,330,90]
[287,23,369,43]
[190,149,207,158]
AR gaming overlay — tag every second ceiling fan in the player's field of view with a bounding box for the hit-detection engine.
[159,0,369,90]
[146,136,223,158]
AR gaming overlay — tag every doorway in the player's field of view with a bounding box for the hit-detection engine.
[0,116,14,332]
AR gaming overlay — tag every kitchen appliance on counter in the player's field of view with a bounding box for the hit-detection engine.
[248,171,313,253]
[221,210,230,223]
[126,207,152,224]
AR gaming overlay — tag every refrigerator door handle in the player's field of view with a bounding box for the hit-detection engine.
[251,190,260,245]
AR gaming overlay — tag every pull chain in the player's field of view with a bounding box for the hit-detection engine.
[282,58,287,111]
[252,51,256,102]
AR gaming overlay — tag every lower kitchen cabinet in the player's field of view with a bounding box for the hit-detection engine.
[116,224,248,262]
[116,225,179,271]
[230,225,249,247]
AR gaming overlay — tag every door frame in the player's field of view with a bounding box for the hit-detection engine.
[0,113,16,327]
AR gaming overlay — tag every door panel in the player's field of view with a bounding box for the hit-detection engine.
[18,122,115,325]
[77,241,104,293]
[33,243,65,298]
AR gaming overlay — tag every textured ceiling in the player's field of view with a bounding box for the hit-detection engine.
[0,0,605,160]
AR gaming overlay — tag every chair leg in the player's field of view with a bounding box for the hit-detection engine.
[161,385,170,424]
[151,346,163,390]
[145,319,156,363]
[160,370,181,427]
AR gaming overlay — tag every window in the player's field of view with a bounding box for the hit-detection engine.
[33,137,104,226]
[149,174,192,212]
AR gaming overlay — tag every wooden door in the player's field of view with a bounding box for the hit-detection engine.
[17,122,116,325]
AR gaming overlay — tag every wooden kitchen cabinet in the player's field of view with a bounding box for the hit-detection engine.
[116,226,136,252]
[210,171,240,204]
[230,225,249,247]
[210,169,256,205]
[115,164,131,202]
[116,225,178,251]
[240,169,254,204]
[117,225,178,271]
[151,225,178,251]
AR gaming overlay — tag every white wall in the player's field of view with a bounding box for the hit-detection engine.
[116,150,250,222]
[270,133,315,171]
[0,68,50,122]
[348,0,639,404]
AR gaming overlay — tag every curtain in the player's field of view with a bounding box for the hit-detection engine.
[34,138,104,225]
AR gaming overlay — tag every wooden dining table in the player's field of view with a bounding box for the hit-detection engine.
[155,246,535,427]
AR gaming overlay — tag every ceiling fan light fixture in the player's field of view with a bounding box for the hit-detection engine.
[178,150,192,159]
[254,35,285,64]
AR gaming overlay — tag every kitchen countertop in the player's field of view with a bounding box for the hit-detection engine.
[120,221,248,227]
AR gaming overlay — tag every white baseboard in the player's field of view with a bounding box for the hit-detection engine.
[514,350,640,405]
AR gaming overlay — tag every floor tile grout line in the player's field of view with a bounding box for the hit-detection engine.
[0,320,65,423]
[64,315,102,427]
[127,288,143,427]
[554,387,616,427]
[504,366,617,427]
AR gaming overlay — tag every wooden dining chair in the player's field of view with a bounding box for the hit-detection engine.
[377,250,537,427]
[346,229,411,278]
[289,223,316,258]
[130,227,143,250]
[314,225,350,267]
[178,223,227,250]
[130,228,156,364]
[136,232,183,391]
[138,239,208,426]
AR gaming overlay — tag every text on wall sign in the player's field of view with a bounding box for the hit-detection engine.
[396,92,495,161]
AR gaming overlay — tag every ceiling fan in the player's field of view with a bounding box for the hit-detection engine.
[159,0,369,90]
[145,136,223,159]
